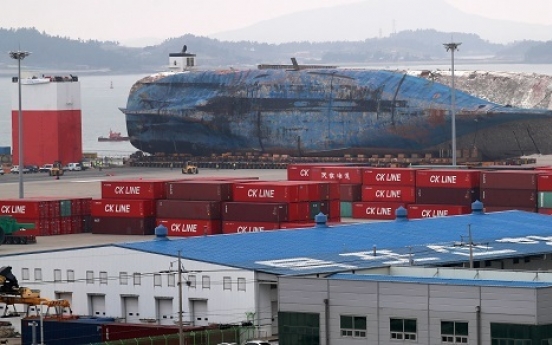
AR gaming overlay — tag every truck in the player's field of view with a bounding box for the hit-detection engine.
[0,216,37,244]
[39,162,64,176]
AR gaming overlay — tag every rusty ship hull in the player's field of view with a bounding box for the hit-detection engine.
[121,69,552,160]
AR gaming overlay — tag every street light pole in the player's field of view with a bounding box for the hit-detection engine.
[443,42,461,167]
[178,250,184,345]
[9,50,31,198]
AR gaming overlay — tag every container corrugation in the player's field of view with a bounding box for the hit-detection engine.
[310,166,364,184]
[156,200,221,220]
[21,318,109,345]
[362,186,416,203]
[102,323,181,342]
[481,188,537,208]
[233,182,301,203]
[91,216,156,235]
[362,167,417,186]
[101,179,168,200]
[415,169,481,188]
[91,199,156,218]
[329,199,341,222]
[340,201,353,218]
[156,218,222,236]
[222,202,288,222]
[222,221,280,233]
[352,201,405,220]
[407,204,471,219]
[481,170,539,190]
[538,191,552,208]
[166,180,234,201]
[339,184,362,202]
[538,174,552,192]
[300,181,331,201]
[486,206,537,213]
[416,187,480,205]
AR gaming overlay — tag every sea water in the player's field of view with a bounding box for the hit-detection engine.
[0,64,550,158]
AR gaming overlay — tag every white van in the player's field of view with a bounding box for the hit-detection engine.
[66,162,82,171]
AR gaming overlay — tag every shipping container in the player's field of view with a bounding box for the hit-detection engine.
[300,181,331,201]
[538,174,552,192]
[481,188,537,208]
[222,221,280,233]
[233,182,302,203]
[156,218,222,236]
[538,208,552,215]
[166,180,234,201]
[156,200,221,220]
[10,217,43,236]
[0,199,50,218]
[21,317,113,345]
[352,202,405,220]
[91,216,156,235]
[309,201,329,220]
[339,184,362,202]
[362,185,416,203]
[538,191,552,209]
[287,163,318,181]
[481,170,539,190]
[310,166,364,184]
[101,179,168,200]
[416,169,480,188]
[102,323,181,341]
[91,199,156,218]
[222,202,288,222]
[416,187,480,205]
[407,204,471,219]
[329,199,341,221]
[362,167,417,186]
[340,201,353,218]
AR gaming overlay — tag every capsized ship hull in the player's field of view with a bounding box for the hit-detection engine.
[121,69,552,160]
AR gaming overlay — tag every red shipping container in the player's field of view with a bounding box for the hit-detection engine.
[287,164,317,181]
[156,200,221,220]
[301,181,331,201]
[91,199,156,218]
[222,202,288,222]
[352,202,405,220]
[363,167,417,186]
[311,166,364,184]
[339,184,362,202]
[538,174,552,192]
[481,188,537,208]
[407,204,471,219]
[156,218,222,236]
[329,199,341,221]
[416,187,480,205]
[416,169,480,188]
[222,221,280,233]
[0,199,49,218]
[102,323,181,342]
[166,181,233,201]
[481,170,539,190]
[362,186,416,203]
[538,208,552,215]
[287,202,311,221]
[91,216,156,235]
[233,182,301,203]
[101,179,168,200]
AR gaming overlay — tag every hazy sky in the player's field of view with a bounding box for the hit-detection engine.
[2,0,551,46]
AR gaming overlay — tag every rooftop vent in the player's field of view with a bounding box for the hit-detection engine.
[395,206,408,222]
[154,224,170,240]
[314,212,328,228]
[471,200,484,215]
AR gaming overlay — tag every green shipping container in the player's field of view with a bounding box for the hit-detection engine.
[60,200,72,217]
[539,192,552,209]
[340,202,352,218]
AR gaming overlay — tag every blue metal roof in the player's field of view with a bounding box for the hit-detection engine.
[330,273,552,288]
[116,210,552,276]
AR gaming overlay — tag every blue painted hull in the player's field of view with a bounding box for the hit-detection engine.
[122,69,552,160]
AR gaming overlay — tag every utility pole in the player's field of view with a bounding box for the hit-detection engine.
[468,224,474,269]
[178,250,184,345]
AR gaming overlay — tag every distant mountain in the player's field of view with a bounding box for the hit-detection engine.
[211,0,552,44]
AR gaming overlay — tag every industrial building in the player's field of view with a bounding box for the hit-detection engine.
[3,207,552,344]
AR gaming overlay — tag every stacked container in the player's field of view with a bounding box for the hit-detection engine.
[0,197,92,236]
[409,169,479,219]
[481,170,539,212]
[92,179,169,235]
[351,167,417,220]
[537,173,552,214]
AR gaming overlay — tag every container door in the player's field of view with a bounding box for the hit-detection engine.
[191,300,208,326]
[89,294,106,317]
[156,298,174,325]
[123,296,140,323]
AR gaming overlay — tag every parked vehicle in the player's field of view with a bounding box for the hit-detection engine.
[65,162,82,171]
[25,165,39,173]
[10,165,30,174]
[38,164,53,173]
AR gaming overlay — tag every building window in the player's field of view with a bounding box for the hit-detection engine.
[390,318,417,341]
[340,315,367,338]
[119,272,128,285]
[67,269,75,282]
[133,273,141,286]
[86,271,94,284]
[53,269,62,282]
[441,321,468,343]
[154,274,162,287]
[34,268,42,281]
[223,276,232,290]
[21,268,30,281]
[237,278,246,291]
[99,271,108,285]
[188,274,196,288]
[202,275,210,289]
[168,273,175,287]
